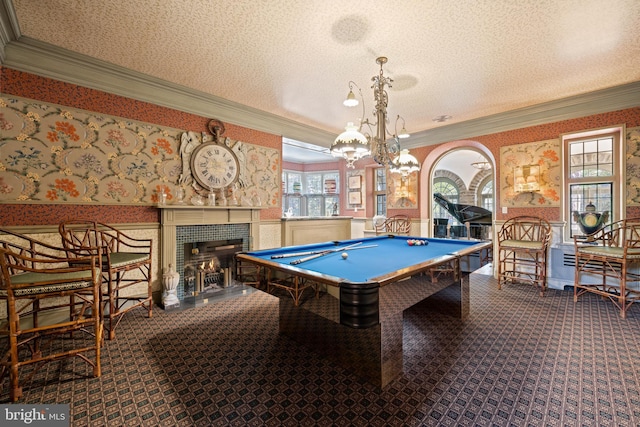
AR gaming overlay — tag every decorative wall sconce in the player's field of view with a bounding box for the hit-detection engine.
[514,164,540,193]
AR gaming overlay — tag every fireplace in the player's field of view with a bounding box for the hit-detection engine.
[174,224,250,300]
[158,205,263,305]
[183,238,244,295]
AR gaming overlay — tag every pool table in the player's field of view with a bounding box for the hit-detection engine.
[236,235,492,387]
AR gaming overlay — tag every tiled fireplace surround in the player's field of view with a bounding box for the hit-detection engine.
[159,206,262,301]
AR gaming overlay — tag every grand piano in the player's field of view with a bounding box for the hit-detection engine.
[433,193,493,239]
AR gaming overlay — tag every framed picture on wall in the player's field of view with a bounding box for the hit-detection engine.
[348,191,362,205]
[348,175,361,190]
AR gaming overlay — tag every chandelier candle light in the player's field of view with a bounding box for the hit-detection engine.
[331,56,420,174]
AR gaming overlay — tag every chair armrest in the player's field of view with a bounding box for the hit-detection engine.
[99,229,152,253]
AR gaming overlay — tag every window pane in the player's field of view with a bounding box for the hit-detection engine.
[433,180,459,225]
[286,173,302,194]
[374,167,386,216]
[570,166,583,178]
[599,165,613,175]
[597,151,612,164]
[375,168,386,191]
[568,137,613,179]
[376,194,386,216]
[583,140,598,153]
[584,166,599,177]
[323,173,339,194]
[287,196,301,216]
[599,138,612,151]
[569,183,612,237]
[583,152,597,165]
[481,181,493,212]
[307,196,322,216]
[306,174,322,194]
[325,196,339,215]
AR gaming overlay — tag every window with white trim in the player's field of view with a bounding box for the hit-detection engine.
[374,167,387,216]
[282,170,339,216]
[478,178,493,212]
[563,127,624,240]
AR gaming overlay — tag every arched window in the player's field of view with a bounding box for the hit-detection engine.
[433,178,459,225]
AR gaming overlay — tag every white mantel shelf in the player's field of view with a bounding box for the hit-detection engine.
[159,205,263,271]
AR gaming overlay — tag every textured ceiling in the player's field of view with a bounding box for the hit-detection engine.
[8,0,640,145]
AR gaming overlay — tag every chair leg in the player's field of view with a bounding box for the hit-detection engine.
[104,265,153,340]
[106,271,117,340]
[94,322,102,377]
[537,253,546,297]
[9,333,22,402]
[145,263,153,319]
[620,264,627,319]
[497,249,504,289]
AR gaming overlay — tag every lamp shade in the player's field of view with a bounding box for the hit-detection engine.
[330,122,370,168]
[390,149,420,175]
[343,90,359,107]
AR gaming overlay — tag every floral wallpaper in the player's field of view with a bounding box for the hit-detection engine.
[0,96,279,206]
[499,139,561,207]
[627,126,640,206]
[499,127,640,208]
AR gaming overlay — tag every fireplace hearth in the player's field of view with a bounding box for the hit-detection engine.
[183,239,243,295]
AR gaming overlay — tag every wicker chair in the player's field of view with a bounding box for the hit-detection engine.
[59,220,153,340]
[375,215,411,235]
[235,256,264,290]
[497,216,552,296]
[574,218,640,318]
[0,229,102,402]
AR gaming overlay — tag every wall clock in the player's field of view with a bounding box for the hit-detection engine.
[190,142,240,190]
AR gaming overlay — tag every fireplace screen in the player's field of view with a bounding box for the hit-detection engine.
[183,239,243,295]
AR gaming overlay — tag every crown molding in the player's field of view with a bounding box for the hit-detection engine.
[0,0,21,63]
[404,81,640,148]
[2,35,639,151]
[1,36,336,147]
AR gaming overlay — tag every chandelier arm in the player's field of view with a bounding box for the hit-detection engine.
[347,81,368,132]
[361,120,374,140]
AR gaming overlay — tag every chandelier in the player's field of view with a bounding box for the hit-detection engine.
[471,160,492,170]
[471,155,492,170]
[330,57,420,173]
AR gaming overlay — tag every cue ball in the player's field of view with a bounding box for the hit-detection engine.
[341,252,348,259]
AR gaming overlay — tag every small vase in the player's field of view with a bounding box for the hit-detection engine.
[175,187,185,204]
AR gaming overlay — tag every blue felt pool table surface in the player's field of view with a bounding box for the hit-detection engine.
[240,235,490,285]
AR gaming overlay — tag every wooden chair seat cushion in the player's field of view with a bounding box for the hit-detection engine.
[0,269,98,296]
[107,252,150,269]
[499,239,545,250]
[577,246,640,259]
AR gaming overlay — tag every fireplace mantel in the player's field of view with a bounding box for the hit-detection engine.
[159,205,263,272]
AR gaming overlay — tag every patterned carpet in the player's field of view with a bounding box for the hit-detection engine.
[2,271,639,426]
